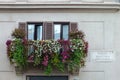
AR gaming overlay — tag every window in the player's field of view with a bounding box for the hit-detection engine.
[19,22,77,40]
[54,23,69,40]
[27,23,43,40]
[26,76,68,80]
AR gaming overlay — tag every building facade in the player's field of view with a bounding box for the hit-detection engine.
[0,0,120,80]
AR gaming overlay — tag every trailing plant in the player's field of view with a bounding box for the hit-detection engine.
[68,39,86,73]
[44,63,53,75]
[6,39,27,69]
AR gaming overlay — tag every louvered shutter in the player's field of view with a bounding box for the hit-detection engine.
[70,22,78,32]
[43,22,53,40]
[19,22,27,39]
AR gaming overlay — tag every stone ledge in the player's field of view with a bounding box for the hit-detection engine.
[0,3,119,10]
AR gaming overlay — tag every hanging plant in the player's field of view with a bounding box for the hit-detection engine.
[6,39,27,69]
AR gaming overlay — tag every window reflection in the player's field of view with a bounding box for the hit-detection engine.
[28,24,42,40]
[36,25,42,40]
[54,24,61,40]
[54,23,69,40]
[28,24,35,40]
[63,25,68,40]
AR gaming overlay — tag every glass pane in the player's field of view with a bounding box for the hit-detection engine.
[54,24,61,40]
[28,24,35,40]
[37,25,42,40]
[63,25,69,40]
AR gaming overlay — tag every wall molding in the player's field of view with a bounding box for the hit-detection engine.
[0,3,119,11]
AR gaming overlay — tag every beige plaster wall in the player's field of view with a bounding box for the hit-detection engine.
[0,9,119,80]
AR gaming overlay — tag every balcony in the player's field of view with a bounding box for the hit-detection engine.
[6,28,88,74]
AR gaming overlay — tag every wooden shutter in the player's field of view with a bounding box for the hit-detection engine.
[19,22,27,39]
[43,22,53,40]
[70,22,78,32]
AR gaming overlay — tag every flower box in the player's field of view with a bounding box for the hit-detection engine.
[6,29,88,75]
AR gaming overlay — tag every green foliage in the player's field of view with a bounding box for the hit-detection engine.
[68,39,86,72]
[10,39,27,69]
[44,63,53,75]
[51,53,65,72]
[56,61,65,72]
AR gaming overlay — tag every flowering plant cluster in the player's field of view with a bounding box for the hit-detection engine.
[6,39,27,69]
[6,28,88,75]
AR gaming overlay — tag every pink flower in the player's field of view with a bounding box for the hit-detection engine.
[42,55,49,66]
[63,55,67,59]
[61,51,69,62]
[42,61,48,66]
[62,59,65,63]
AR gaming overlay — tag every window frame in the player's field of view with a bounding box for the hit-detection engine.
[27,22,43,40]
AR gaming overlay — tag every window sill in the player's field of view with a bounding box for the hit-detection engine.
[0,3,120,10]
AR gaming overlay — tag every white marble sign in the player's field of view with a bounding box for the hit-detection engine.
[90,51,115,62]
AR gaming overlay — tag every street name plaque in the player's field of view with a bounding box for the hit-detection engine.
[90,51,115,62]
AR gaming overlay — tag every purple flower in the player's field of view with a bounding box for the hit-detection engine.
[6,40,12,46]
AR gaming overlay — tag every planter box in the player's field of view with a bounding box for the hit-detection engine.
[7,38,87,75]
[81,0,104,3]
[11,59,24,74]
[15,66,23,74]
[68,67,80,75]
